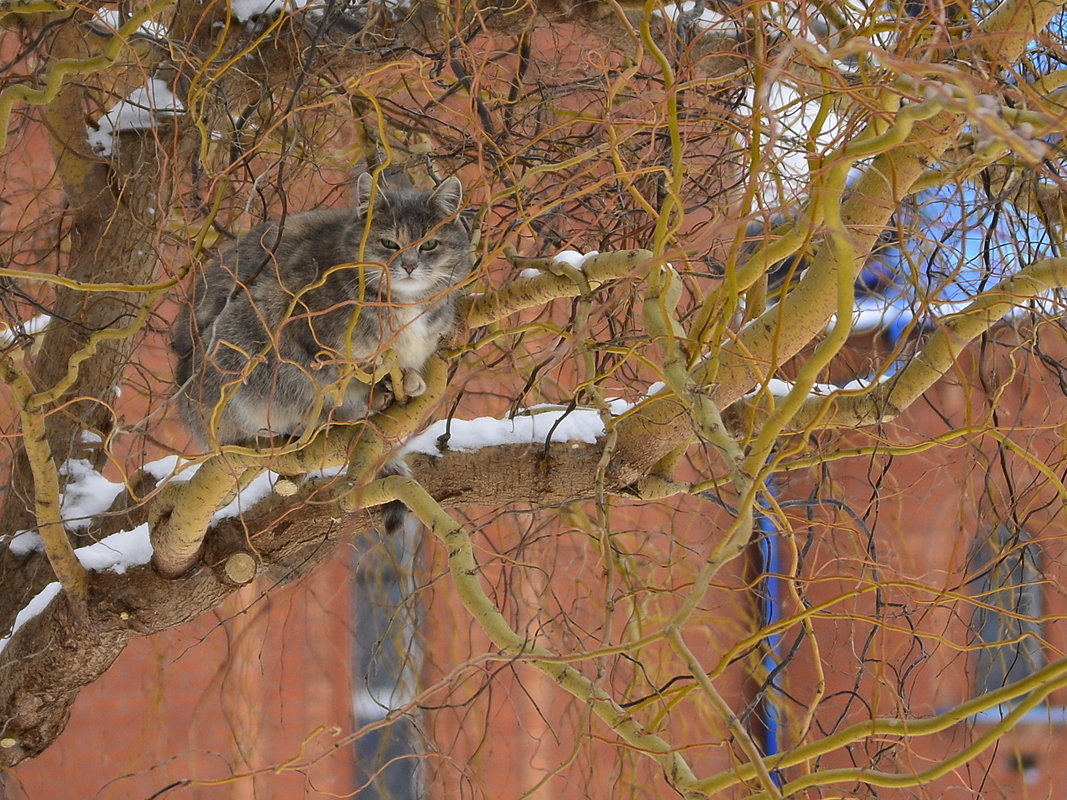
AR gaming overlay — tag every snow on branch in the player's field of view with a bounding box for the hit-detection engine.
[87,8,169,39]
[406,400,632,457]
[0,314,51,348]
[0,583,60,657]
[87,78,184,157]
[466,249,652,327]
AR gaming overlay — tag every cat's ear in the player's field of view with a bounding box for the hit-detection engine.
[429,176,463,216]
[355,172,390,213]
[355,172,373,210]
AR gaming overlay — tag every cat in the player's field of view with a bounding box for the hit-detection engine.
[171,172,471,531]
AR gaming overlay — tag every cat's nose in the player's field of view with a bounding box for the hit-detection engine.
[400,253,418,275]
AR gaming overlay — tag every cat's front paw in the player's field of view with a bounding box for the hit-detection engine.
[401,369,427,399]
[367,380,395,412]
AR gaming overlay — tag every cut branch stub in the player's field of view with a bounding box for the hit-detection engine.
[220,552,258,586]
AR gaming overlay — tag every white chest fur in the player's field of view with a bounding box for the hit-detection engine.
[389,302,444,370]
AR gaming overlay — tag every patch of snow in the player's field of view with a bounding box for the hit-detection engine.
[519,268,541,280]
[230,0,315,21]
[4,522,155,584]
[652,1,739,34]
[553,250,600,271]
[840,290,1065,340]
[88,79,185,157]
[0,582,61,655]
[306,465,346,481]
[6,455,157,567]
[213,471,280,520]
[554,250,585,269]
[0,313,51,347]
[142,455,199,483]
[760,378,831,398]
[89,8,169,39]
[839,374,889,392]
[75,525,152,574]
[59,459,125,531]
[8,530,42,556]
[142,455,278,520]
[749,374,889,401]
[405,404,630,456]
[231,0,276,20]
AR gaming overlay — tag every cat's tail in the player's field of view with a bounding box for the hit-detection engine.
[379,456,412,536]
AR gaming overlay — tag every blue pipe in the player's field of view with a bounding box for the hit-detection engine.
[757,488,784,785]
[748,296,905,778]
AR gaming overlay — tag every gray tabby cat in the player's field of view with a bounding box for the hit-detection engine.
[171,173,471,529]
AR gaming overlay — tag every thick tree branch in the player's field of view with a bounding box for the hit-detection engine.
[782,257,1067,431]
[0,433,611,767]
[0,354,87,606]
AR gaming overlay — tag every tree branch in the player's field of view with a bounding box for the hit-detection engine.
[0,432,611,767]
[0,354,87,607]
[782,257,1067,431]
[608,0,1067,483]
[463,249,652,327]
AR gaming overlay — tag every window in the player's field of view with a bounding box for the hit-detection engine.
[970,523,1044,696]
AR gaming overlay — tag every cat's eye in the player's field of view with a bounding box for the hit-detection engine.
[420,239,439,252]
[380,237,401,250]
